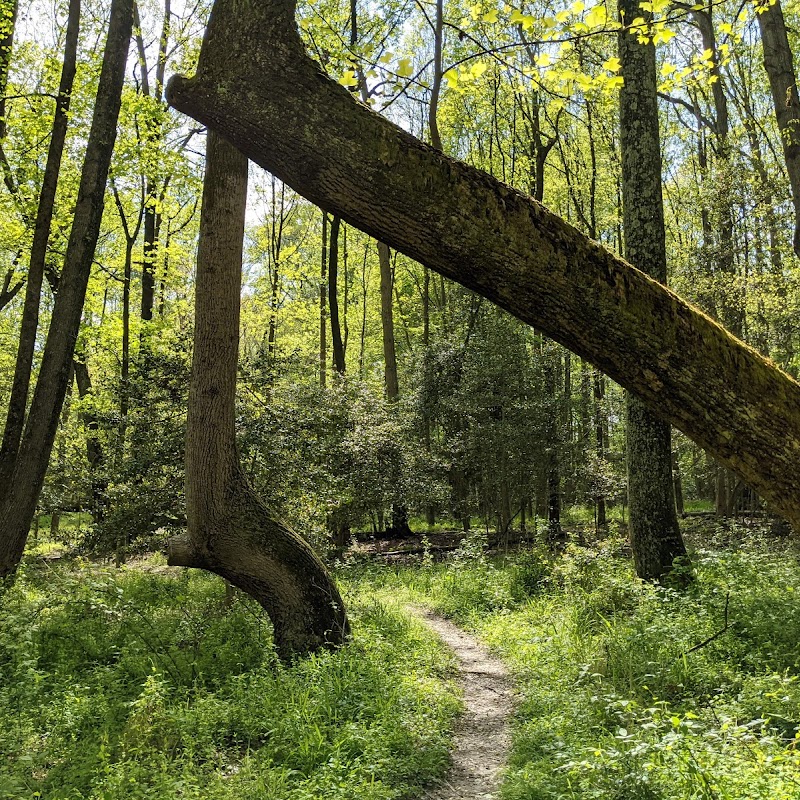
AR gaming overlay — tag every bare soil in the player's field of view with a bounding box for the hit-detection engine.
[411,607,513,800]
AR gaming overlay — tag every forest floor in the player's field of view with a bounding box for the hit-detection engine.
[410,607,513,800]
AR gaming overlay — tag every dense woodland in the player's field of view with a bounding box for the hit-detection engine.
[2,0,800,796]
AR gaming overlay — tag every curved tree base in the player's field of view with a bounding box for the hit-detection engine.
[168,472,349,661]
[180,129,348,661]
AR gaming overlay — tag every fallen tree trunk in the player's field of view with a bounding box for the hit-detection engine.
[166,0,800,531]
[168,130,349,660]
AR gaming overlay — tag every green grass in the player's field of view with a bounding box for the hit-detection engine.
[8,522,799,799]
[0,558,460,800]
[353,527,800,799]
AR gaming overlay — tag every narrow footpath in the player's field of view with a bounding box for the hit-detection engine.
[412,608,514,800]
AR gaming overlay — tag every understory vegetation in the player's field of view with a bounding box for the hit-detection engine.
[5,522,800,799]
[360,523,800,800]
[0,557,459,800]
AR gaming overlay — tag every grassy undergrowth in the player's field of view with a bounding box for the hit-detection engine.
[0,557,460,800]
[356,526,800,799]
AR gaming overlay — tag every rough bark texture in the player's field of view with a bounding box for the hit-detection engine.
[618,0,686,579]
[757,0,800,258]
[0,0,133,577]
[166,0,800,531]
[171,130,348,660]
[0,0,80,502]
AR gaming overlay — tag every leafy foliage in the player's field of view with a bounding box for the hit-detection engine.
[0,558,459,799]
[358,527,800,799]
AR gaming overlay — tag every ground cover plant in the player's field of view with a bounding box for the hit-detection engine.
[357,524,800,799]
[0,556,460,800]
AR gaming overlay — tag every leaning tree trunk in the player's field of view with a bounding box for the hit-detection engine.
[618,0,686,581]
[0,0,133,578]
[166,0,800,531]
[167,130,348,661]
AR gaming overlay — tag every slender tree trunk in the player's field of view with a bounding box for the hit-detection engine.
[73,356,107,519]
[693,6,740,334]
[329,215,345,374]
[619,0,687,580]
[542,343,563,543]
[110,179,144,452]
[593,372,607,527]
[0,0,18,142]
[120,238,133,438]
[320,211,327,388]
[0,0,133,578]
[167,131,348,660]
[429,0,444,151]
[0,0,80,502]
[379,241,399,400]
[136,0,171,320]
[757,0,800,257]
[167,0,800,532]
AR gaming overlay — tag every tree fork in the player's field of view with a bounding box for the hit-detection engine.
[174,130,348,660]
[166,0,800,530]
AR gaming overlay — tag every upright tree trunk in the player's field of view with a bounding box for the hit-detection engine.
[542,343,563,543]
[429,0,444,152]
[379,241,399,401]
[136,0,172,320]
[593,372,608,527]
[329,215,345,374]
[691,6,742,515]
[0,0,80,502]
[0,0,18,142]
[619,0,687,580]
[0,0,133,578]
[167,0,800,533]
[73,356,107,519]
[320,211,327,389]
[168,131,348,660]
[757,0,800,257]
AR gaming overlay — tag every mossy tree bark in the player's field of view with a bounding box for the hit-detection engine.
[0,0,133,578]
[618,0,687,580]
[167,130,348,661]
[167,0,800,532]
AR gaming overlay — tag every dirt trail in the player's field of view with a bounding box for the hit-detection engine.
[412,607,513,800]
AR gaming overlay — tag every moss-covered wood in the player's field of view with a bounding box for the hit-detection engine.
[167,0,800,531]
[173,130,348,660]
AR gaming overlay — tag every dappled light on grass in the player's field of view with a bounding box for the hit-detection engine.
[356,527,800,799]
[0,560,459,799]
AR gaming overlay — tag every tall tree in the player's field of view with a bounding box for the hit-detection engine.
[618,0,687,580]
[756,0,800,258]
[0,0,134,578]
[320,210,327,388]
[167,131,348,660]
[0,0,18,143]
[134,0,171,320]
[166,0,800,533]
[379,241,399,401]
[329,214,345,374]
[0,0,81,501]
